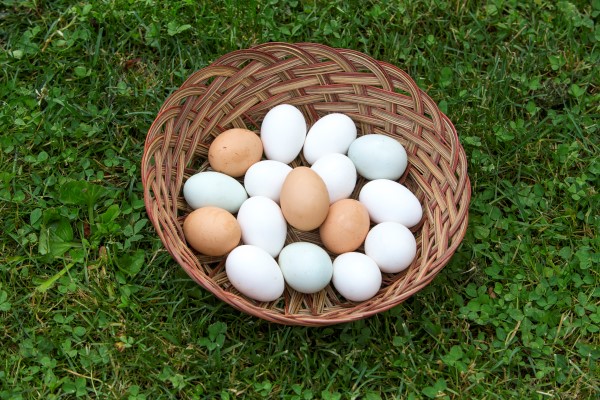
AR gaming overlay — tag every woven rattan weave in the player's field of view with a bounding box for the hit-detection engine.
[142,42,471,326]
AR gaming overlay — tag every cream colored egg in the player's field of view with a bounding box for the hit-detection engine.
[310,153,357,203]
[358,179,423,227]
[260,104,307,163]
[225,245,285,302]
[365,222,417,273]
[237,196,287,257]
[332,252,382,302]
[244,160,292,203]
[303,113,357,165]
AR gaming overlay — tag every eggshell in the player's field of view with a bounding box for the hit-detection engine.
[310,153,357,203]
[319,199,370,254]
[208,128,263,177]
[183,171,248,213]
[279,167,330,231]
[244,160,292,203]
[332,252,382,302]
[303,113,357,165]
[237,196,287,257]
[278,242,333,294]
[260,104,307,163]
[225,245,285,302]
[183,207,241,256]
[348,134,408,180]
[365,222,417,273]
[358,179,423,227]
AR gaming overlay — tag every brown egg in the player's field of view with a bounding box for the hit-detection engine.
[183,207,241,256]
[208,128,263,177]
[280,167,330,231]
[319,199,370,254]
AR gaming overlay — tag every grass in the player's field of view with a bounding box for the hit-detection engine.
[0,0,598,398]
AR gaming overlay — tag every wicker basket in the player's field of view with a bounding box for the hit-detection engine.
[142,42,471,326]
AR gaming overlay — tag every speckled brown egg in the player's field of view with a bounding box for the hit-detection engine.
[319,199,370,254]
[279,167,330,231]
[208,128,263,177]
[183,206,241,256]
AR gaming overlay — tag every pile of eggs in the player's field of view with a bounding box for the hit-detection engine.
[182,104,423,303]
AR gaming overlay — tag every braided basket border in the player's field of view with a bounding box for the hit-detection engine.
[141,42,471,326]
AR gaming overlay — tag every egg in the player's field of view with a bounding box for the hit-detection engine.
[260,104,307,163]
[183,171,248,213]
[279,167,330,231]
[183,207,241,256]
[365,222,417,273]
[225,245,285,302]
[332,252,382,302]
[208,128,263,177]
[348,134,408,180]
[310,153,357,203]
[237,196,287,257]
[278,242,333,294]
[243,160,292,203]
[303,113,357,165]
[358,179,423,227]
[319,199,370,254]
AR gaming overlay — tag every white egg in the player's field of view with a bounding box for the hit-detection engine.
[260,104,307,163]
[365,222,417,273]
[332,252,382,302]
[225,245,285,302]
[310,153,357,203]
[278,242,333,294]
[348,134,408,180]
[359,179,423,227]
[244,160,292,203]
[183,171,248,213]
[237,196,287,257]
[303,113,357,165]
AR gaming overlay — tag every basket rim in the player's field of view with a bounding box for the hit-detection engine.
[141,42,471,326]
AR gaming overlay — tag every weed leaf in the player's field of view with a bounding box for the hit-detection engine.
[38,218,75,257]
[117,250,145,277]
[36,263,75,293]
[59,180,109,206]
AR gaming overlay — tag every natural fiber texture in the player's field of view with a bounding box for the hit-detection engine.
[142,42,471,326]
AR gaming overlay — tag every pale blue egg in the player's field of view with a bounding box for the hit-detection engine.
[278,242,333,294]
[348,134,408,180]
[183,171,248,213]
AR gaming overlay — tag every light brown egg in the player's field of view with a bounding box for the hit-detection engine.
[183,207,241,256]
[319,199,370,254]
[208,128,263,177]
[280,167,330,231]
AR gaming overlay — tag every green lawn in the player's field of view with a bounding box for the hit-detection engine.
[1,0,598,399]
